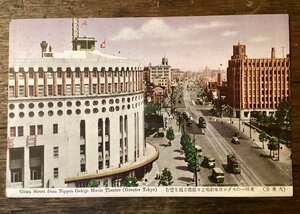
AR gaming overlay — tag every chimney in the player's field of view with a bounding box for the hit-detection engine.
[40,41,48,58]
[271,47,276,58]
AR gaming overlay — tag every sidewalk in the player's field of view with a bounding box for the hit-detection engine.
[140,108,196,186]
[217,116,292,165]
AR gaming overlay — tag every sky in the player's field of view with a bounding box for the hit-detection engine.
[9,15,289,71]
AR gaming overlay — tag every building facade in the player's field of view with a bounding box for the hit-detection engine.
[7,44,158,188]
[149,57,171,85]
[227,43,290,119]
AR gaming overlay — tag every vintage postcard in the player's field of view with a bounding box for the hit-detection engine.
[6,15,292,197]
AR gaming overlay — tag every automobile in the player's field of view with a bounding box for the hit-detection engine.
[195,145,203,157]
[153,132,165,138]
[202,155,216,168]
[211,167,225,183]
[231,136,240,144]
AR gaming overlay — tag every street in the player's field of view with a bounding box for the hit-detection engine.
[146,84,292,187]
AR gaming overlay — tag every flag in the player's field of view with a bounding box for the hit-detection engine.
[100,40,106,48]
[82,20,88,25]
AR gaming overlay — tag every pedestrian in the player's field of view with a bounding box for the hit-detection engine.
[242,128,245,132]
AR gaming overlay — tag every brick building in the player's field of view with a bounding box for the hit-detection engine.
[227,43,290,119]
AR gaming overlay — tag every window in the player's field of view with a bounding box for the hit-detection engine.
[29,86,34,96]
[9,113,15,118]
[9,104,15,110]
[57,85,62,95]
[101,84,105,93]
[9,86,15,97]
[67,71,71,78]
[67,101,72,107]
[80,145,85,155]
[18,126,23,137]
[38,102,44,108]
[108,83,112,93]
[93,84,97,94]
[53,168,59,178]
[48,85,53,96]
[29,103,34,109]
[30,167,41,180]
[37,125,43,135]
[80,120,85,138]
[10,127,16,137]
[30,126,35,136]
[80,164,86,172]
[38,72,43,78]
[53,147,59,158]
[57,72,62,78]
[53,124,58,134]
[19,103,25,109]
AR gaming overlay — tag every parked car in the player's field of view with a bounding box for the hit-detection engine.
[153,132,165,138]
[231,136,240,144]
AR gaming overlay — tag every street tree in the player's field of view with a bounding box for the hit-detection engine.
[158,167,173,186]
[87,179,99,187]
[267,136,279,158]
[275,101,291,127]
[187,151,201,186]
[144,103,160,115]
[180,132,201,186]
[180,132,191,153]
[259,131,269,149]
[166,127,175,146]
[122,175,139,187]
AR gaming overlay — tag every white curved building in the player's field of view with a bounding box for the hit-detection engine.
[7,46,158,188]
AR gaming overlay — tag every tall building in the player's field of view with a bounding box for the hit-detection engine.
[227,43,290,119]
[7,19,158,188]
[149,57,172,85]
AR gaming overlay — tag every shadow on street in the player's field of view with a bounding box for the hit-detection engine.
[176,165,189,171]
[178,176,193,183]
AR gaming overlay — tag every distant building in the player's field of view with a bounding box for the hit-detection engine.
[153,76,169,87]
[227,43,290,119]
[143,66,150,86]
[149,57,171,85]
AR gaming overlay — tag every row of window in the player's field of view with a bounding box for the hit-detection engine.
[243,102,288,109]
[9,70,142,79]
[9,124,58,137]
[9,103,140,119]
[243,61,289,67]
[9,81,142,97]
[8,96,142,111]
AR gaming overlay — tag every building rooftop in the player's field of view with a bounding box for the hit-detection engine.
[10,50,142,71]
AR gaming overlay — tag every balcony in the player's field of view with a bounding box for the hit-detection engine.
[29,179,43,188]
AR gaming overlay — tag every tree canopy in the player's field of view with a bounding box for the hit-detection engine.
[158,167,173,186]
[144,103,160,115]
[87,180,99,187]
[122,175,139,187]
[258,131,269,149]
[166,127,175,142]
[267,136,279,157]
[275,101,291,127]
